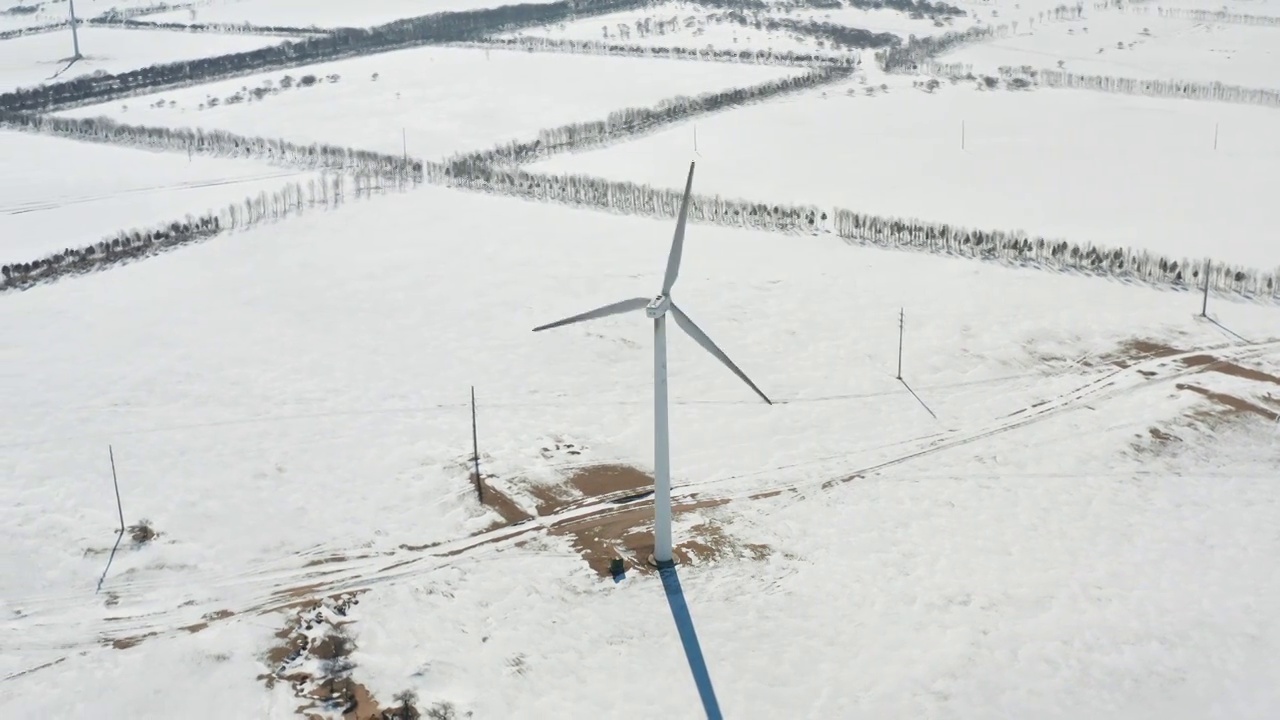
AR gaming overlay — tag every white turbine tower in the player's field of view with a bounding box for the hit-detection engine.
[533,162,772,566]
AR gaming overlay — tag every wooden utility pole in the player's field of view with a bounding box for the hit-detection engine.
[470,387,483,503]
[96,445,126,593]
[896,308,905,380]
[1201,260,1211,317]
[961,120,966,150]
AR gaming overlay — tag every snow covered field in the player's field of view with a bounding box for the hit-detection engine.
[0,131,306,262]
[3,185,1279,717]
[5,0,1280,716]
[534,80,1280,269]
[944,13,1280,86]
[0,26,284,93]
[146,0,561,29]
[59,46,800,158]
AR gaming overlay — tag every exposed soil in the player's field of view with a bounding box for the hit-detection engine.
[1177,383,1280,423]
[1148,427,1181,443]
[568,464,653,499]
[1103,339,1183,368]
[181,608,236,634]
[1103,339,1280,385]
[259,592,415,720]
[476,474,533,525]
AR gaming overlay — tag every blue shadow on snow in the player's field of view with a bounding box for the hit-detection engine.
[658,563,724,720]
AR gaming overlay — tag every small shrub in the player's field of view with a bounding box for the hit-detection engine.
[128,519,157,544]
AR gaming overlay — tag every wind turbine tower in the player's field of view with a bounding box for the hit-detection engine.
[68,0,83,60]
[533,162,772,566]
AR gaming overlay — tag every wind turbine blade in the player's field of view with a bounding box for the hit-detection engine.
[670,303,772,405]
[532,297,649,332]
[661,162,696,295]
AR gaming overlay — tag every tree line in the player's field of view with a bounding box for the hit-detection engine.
[0,21,65,40]
[445,66,850,171]
[1121,6,1280,27]
[877,21,1012,71]
[924,62,1280,108]
[724,11,902,49]
[832,210,1279,299]
[0,111,423,179]
[0,170,408,292]
[468,36,859,68]
[0,0,655,113]
[89,15,328,38]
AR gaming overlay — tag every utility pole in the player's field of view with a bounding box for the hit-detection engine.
[1201,259,1211,317]
[961,120,965,151]
[69,0,82,60]
[470,387,482,503]
[1213,122,1219,151]
[896,307,905,380]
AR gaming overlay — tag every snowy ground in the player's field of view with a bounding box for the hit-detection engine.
[5,0,1280,716]
[59,46,799,158]
[944,13,1280,86]
[145,0,561,29]
[0,25,285,94]
[534,80,1280,270]
[0,131,308,262]
[3,185,1279,717]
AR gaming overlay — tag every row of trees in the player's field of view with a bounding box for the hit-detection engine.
[446,66,849,170]
[432,160,1279,302]
[0,21,65,40]
[1034,69,1280,108]
[0,111,423,179]
[877,21,1012,71]
[0,0,656,112]
[448,167,826,234]
[832,210,1280,299]
[725,12,902,49]
[0,170,407,292]
[920,62,1280,107]
[468,36,859,68]
[1122,6,1280,27]
[89,16,327,37]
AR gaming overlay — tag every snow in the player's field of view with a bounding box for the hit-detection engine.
[0,26,285,94]
[533,80,1280,270]
[0,131,308,263]
[3,185,1278,716]
[944,13,1280,86]
[145,0,560,29]
[59,46,800,158]
[5,0,1280,716]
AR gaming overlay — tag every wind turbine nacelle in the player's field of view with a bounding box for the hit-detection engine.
[645,295,671,319]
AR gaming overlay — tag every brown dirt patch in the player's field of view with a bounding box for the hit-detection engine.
[109,632,157,650]
[1148,427,1181,443]
[569,464,653,498]
[260,592,412,720]
[547,493,772,577]
[1177,383,1280,423]
[1103,340,1183,368]
[181,609,236,634]
[477,474,533,525]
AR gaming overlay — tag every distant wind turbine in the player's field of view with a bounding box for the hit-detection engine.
[533,162,772,566]
[68,0,83,61]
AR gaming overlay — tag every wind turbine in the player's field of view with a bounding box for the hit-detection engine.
[68,0,83,61]
[532,162,772,566]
